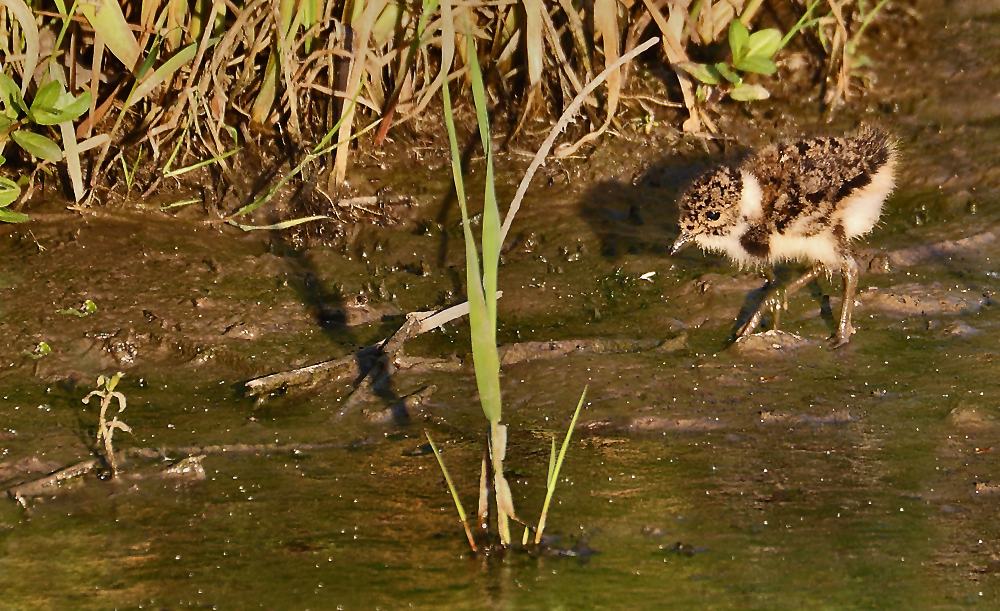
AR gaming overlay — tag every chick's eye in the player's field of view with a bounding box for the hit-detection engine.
[706,211,721,221]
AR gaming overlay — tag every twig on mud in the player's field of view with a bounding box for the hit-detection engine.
[244,294,501,397]
[246,332,683,399]
[245,352,365,396]
[4,440,356,505]
[6,459,100,507]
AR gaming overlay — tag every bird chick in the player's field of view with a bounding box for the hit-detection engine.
[672,125,899,347]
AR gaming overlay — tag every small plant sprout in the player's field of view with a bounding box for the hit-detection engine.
[428,0,655,551]
[535,386,587,545]
[426,388,587,553]
[440,2,513,546]
[680,18,784,103]
[119,145,143,193]
[57,299,97,317]
[20,341,50,359]
[82,372,131,477]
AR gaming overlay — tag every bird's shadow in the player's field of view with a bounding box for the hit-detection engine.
[575,158,708,260]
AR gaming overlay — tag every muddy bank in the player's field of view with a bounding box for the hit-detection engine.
[3,0,1000,608]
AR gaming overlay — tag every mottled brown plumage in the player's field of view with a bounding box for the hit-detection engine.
[672,125,899,346]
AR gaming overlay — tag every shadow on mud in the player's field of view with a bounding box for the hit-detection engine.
[261,230,406,413]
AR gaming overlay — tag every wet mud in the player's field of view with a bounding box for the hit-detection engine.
[2,0,1000,608]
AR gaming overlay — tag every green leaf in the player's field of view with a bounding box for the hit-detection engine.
[125,40,212,112]
[54,91,92,122]
[714,62,742,84]
[745,28,782,60]
[729,83,771,101]
[30,107,63,125]
[32,88,89,125]
[21,341,50,358]
[29,80,62,123]
[677,61,721,85]
[0,175,21,208]
[467,27,502,426]
[11,131,62,161]
[729,19,750,62]
[0,208,30,223]
[733,56,777,75]
[57,300,96,316]
[0,72,26,116]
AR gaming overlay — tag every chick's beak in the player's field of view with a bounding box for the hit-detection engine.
[671,231,695,255]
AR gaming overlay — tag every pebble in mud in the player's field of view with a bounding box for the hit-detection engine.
[732,329,811,354]
[223,322,261,339]
[162,455,207,480]
[102,328,145,365]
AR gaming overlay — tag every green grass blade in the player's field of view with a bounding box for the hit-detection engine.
[234,117,376,218]
[125,39,218,112]
[311,92,358,153]
[467,25,501,329]
[440,51,501,425]
[164,147,240,178]
[779,0,821,50]
[851,0,892,47]
[227,215,329,231]
[535,385,587,545]
[546,436,557,489]
[425,432,477,552]
[49,0,81,72]
[160,198,200,210]
[392,0,441,100]
[162,122,190,177]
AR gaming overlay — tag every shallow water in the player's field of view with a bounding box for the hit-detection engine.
[3,0,1000,608]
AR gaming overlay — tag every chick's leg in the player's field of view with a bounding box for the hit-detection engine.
[833,255,860,348]
[736,265,824,340]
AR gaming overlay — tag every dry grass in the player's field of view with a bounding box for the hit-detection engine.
[0,0,897,222]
